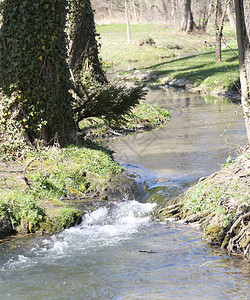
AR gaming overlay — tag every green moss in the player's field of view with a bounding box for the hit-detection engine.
[39,207,82,234]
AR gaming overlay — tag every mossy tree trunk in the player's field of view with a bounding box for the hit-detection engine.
[68,0,107,85]
[235,0,250,144]
[0,0,145,152]
[0,0,76,145]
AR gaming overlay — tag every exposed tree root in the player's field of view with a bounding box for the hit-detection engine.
[226,213,250,259]
[159,203,249,259]
[158,147,250,260]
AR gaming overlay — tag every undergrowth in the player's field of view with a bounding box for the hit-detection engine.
[80,102,170,139]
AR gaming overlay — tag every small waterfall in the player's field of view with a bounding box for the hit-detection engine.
[3,200,157,271]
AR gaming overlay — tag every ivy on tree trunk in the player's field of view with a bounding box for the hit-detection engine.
[0,0,76,145]
[0,0,146,154]
[68,0,107,84]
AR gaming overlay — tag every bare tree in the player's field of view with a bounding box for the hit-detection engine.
[193,0,213,32]
[125,0,131,44]
[214,0,230,62]
[227,0,236,27]
[181,0,194,33]
[235,0,250,144]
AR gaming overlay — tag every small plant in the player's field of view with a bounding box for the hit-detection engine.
[222,155,235,167]
[0,190,45,232]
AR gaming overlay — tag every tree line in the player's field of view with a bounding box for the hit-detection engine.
[92,0,235,32]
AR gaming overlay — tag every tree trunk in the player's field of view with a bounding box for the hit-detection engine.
[0,0,76,145]
[214,0,222,62]
[215,29,222,62]
[125,0,131,44]
[181,0,194,33]
[162,0,168,20]
[132,0,139,23]
[214,0,230,63]
[68,0,107,85]
[227,0,236,27]
[235,0,250,144]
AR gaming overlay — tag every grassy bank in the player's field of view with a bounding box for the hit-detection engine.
[97,23,239,97]
[0,146,121,237]
[0,103,170,238]
[158,147,250,259]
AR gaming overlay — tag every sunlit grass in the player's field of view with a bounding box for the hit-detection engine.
[97,23,239,95]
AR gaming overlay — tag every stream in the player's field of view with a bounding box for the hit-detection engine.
[0,89,249,299]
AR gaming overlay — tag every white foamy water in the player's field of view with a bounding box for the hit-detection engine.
[3,200,156,270]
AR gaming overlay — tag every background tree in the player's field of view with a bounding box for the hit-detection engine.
[227,0,236,27]
[193,0,213,32]
[181,0,194,33]
[125,0,131,44]
[214,0,231,62]
[235,0,250,144]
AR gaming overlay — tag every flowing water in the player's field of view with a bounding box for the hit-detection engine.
[0,89,249,299]
[110,88,248,203]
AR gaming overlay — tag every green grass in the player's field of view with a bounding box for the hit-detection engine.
[97,23,216,66]
[0,190,45,233]
[0,145,123,235]
[148,45,239,94]
[183,150,249,227]
[97,23,239,95]
[26,146,122,199]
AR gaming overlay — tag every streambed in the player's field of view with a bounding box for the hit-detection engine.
[0,89,249,299]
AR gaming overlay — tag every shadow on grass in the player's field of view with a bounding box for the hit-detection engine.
[80,136,114,156]
[142,51,216,70]
[137,49,239,93]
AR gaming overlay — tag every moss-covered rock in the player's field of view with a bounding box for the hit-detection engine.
[39,208,82,234]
